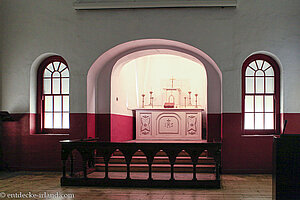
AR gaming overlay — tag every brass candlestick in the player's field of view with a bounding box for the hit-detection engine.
[188,91,192,106]
[151,97,154,108]
[141,94,145,108]
[149,91,153,107]
[195,94,198,108]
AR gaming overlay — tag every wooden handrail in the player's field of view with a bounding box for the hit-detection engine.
[60,139,221,188]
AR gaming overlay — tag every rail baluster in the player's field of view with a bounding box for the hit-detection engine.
[70,153,74,177]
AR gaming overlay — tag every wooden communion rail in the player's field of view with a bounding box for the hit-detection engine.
[60,139,221,188]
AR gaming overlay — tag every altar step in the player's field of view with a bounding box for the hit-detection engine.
[95,150,216,173]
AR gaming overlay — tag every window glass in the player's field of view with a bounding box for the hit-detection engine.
[266,77,274,93]
[52,79,60,94]
[243,55,279,132]
[255,96,263,112]
[246,67,255,76]
[245,95,254,112]
[44,69,52,77]
[256,60,264,69]
[53,62,60,71]
[44,113,53,129]
[255,113,264,129]
[265,67,274,76]
[265,96,273,112]
[62,78,69,94]
[63,96,69,111]
[63,113,70,129]
[265,113,274,129]
[45,96,53,111]
[41,58,70,130]
[255,77,264,93]
[54,113,62,128]
[246,77,254,93]
[249,61,257,70]
[54,96,62,112]
[61,69,69,77]
[43,79,51,94]
[245,113,254,129]
[47,63,54,72]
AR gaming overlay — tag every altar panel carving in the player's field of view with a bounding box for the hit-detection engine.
[157,114,180,135]
[135,109,203,140]
[138,113,152,137]
[186,113,201,136]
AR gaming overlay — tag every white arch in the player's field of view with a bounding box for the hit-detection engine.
[29,52,68,134]
[87,39,222,114]
[30,53,59,114]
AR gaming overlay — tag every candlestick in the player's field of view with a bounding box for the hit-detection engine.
[151,97,154,108]
[184,97,187,108]
[195,94,198,108]
[142,94,145,108]
[149,91,153,106]
[188,91,192,106]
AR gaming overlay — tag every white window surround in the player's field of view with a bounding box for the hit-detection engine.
[73,0,237,10]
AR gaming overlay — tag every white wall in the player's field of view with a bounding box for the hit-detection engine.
[111,53,207,116]
[1,0,300,113]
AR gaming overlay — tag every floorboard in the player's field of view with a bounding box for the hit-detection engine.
[0,171,272,199]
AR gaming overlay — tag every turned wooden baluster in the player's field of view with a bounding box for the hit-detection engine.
[124,151,134,180]
[191,152,200,181]
[147,155,154,181]
[79,148,89,179]
[62,160,66,178]
[214,147,221,181]
[70,152,74,177]
[143,147,158,181]
[166,150,179,181]
[61,147,70,179]
[82,158,87,178]
[103,151,111,180]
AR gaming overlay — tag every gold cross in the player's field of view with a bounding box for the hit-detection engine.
[170,76,175,88]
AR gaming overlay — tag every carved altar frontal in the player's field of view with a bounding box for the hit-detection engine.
[135,108,203,140]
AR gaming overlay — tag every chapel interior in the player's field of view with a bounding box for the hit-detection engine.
[0,0,300,199]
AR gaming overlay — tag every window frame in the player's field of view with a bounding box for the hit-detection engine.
[37,56,70,134]
[242,54,280,135]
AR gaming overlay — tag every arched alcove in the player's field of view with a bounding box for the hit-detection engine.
[29,52,62,134]
[87,39,222,142]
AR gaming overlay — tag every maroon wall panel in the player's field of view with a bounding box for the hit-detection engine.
[2,113,86,171]
[3,112,300,172]
[87,113,95,138]
[207,113,221,142]
[282,113,300,134]
[95,114,111,141]
[110,114,134,142]
[222,113,273,173]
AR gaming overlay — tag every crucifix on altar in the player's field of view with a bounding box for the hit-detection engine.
[163,76,181,108]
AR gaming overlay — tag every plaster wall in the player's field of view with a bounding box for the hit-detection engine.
[1,0,300,172]
[0,0,300,113]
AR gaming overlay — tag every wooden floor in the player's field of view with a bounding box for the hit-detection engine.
[0,171,272,200]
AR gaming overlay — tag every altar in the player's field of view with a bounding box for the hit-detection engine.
[129,76,205,141]
[134,108,204,140]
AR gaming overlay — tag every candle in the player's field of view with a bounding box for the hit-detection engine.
[195,94,198,108]
[142,94,145,108]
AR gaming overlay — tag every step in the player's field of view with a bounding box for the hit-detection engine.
[95,163,215,173]
[98,150,207,157]
[95,156,215,165]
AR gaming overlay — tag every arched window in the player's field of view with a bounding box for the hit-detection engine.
[242,54,280,134]
[37,56,69,133]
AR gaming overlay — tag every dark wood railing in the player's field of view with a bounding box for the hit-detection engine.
[60,139,221,188]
